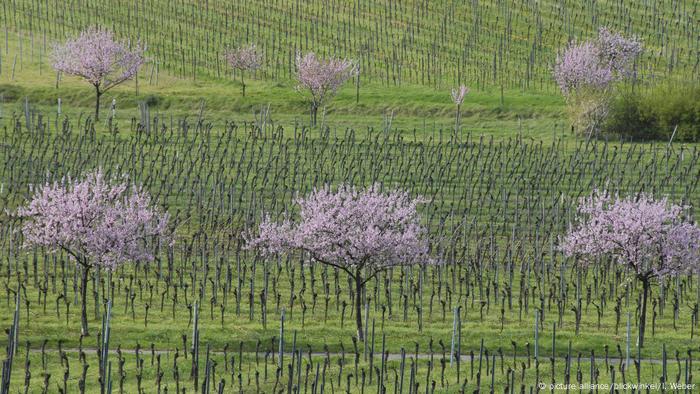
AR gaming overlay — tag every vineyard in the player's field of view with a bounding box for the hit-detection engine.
[0,117,698,392]
[0,0,699,133]
[3,0,699,88]
[0,0,700,393]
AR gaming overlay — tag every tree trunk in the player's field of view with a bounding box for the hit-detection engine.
[310,104,318,127]
[241,73,246,97]
[80,265,91,336]
[354,272,364,342]
[455,105,461,131]
[639,277,650,348]
[94,86,102,121]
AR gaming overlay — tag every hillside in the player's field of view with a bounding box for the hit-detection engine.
[0,0,698,135]
[4,0,698,89]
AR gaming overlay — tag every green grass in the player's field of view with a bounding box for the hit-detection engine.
[1,128,699,364]
[1,260,697,360]
[1,0,697,140]
[0,29,568,140]
[6,340,700,393]
[1,1,700,392]
[3,0,698,90]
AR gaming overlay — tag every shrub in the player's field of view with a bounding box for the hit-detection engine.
[142,94,162,108]
[650,85,700,141]
[553,27,642,136]
[602,84,700,141]
[602,91,657,140]
[0,84,25,101]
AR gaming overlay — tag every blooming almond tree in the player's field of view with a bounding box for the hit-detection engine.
[224,44,263,97]
[554,28,642,96]
[561,191,700,347]
[596,27,644,78]
[295,52,357,126]
[554,41,614,97]
[52,28,145,121]
[247,184,432,341]
[553,27,642,135]
[17,170,171,336]
[450,85,469,130]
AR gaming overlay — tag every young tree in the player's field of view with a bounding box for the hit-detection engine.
[450,85,469,130]
[52,28,145,121]
[17,170,171,336]
[224,44,263,97]
[247,184,432,341]
[553,27,642,135]
[595,27,644,79]
[295,52,357,126]
[554,41,614,96]
[561,191,700,347]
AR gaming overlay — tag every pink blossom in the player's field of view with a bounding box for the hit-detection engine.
[248,184,430,270]
[295,52,357,125]
[247,184,431,341]
[561,190,700,278]
[17,170,172,270]
[52,27,144,120]
[561,190,698,347]
[554,41,613,96]
[52,27,144,92]
[451,85,469,105]
[224,44,263,97]
[224,44,263,72]
[596,27,643,78]
[554,27,642,96]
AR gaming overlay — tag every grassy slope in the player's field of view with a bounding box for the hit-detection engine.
[1,1,699,392]
[0,30,567,140]
[7,349,698,393]
[1,0,697,139]
[1,124,697,360]
[0,15,696,360]
[3,0,696,88]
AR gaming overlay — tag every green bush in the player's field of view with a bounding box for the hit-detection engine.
[0,84,25,102]
[602,84,700,141]
[141,94,163,108]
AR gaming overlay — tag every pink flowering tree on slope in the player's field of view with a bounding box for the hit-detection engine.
[17,170,171,336]
[295,52,357,126]
[52,28,145,121]
[225,44,263,97]
[553,27,642,135]
[247,184,432,341]
[561,191,700,347]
